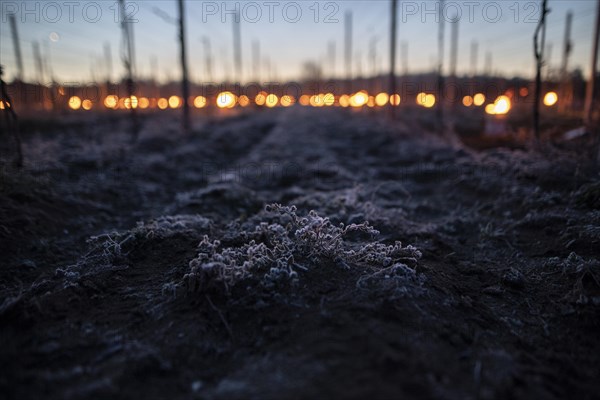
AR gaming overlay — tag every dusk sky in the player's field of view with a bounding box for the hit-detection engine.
[0,0,598,84]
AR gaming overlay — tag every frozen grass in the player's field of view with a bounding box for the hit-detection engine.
[180,203,423,296]
[56,215,211,287]
[51,203,424,300]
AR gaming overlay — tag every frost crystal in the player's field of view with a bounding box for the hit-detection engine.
[183,204,422,294]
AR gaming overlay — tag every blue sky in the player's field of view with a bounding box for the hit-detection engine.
[0,0,598,84]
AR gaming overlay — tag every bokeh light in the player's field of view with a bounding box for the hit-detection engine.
[350,91,368,107]
[375,93,389,107]
[238,95,250,107]
[339,94,350,107]
[192,96,206,108]
[104,95,118,109]
[68,96,82,110]
[519,87,529,97]
[323,93,335,106]
[265,94,279,108]
[416,93,435,108]
[473,93,486,106]
[255,92,267,106]
[485,95,512,115]
[138,97,150,109]
[280,95,295,107]
[158,98,168,110]
[543,92,558,106]
[124,96,139,109]
[168,96,181,109]
[216,91,236,109]
[299,95,310,106]
[310,94,323,107]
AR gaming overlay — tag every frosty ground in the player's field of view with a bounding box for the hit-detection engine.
[1,107,599,399]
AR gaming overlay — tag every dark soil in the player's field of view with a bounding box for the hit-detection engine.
[1,107,599,400]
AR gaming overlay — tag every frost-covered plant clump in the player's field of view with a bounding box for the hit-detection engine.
[183,203,422,295]
[134,215,212,238]
[56,215,211,287]
[88,214,210,263]
[184,235,295,293]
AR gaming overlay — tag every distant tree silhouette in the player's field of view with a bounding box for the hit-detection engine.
[533,0,549,142]
[0,65,23,167]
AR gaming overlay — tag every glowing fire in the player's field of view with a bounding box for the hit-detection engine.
[82,99,92,110]
[462,96,474,107]
[543,92,558,106]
